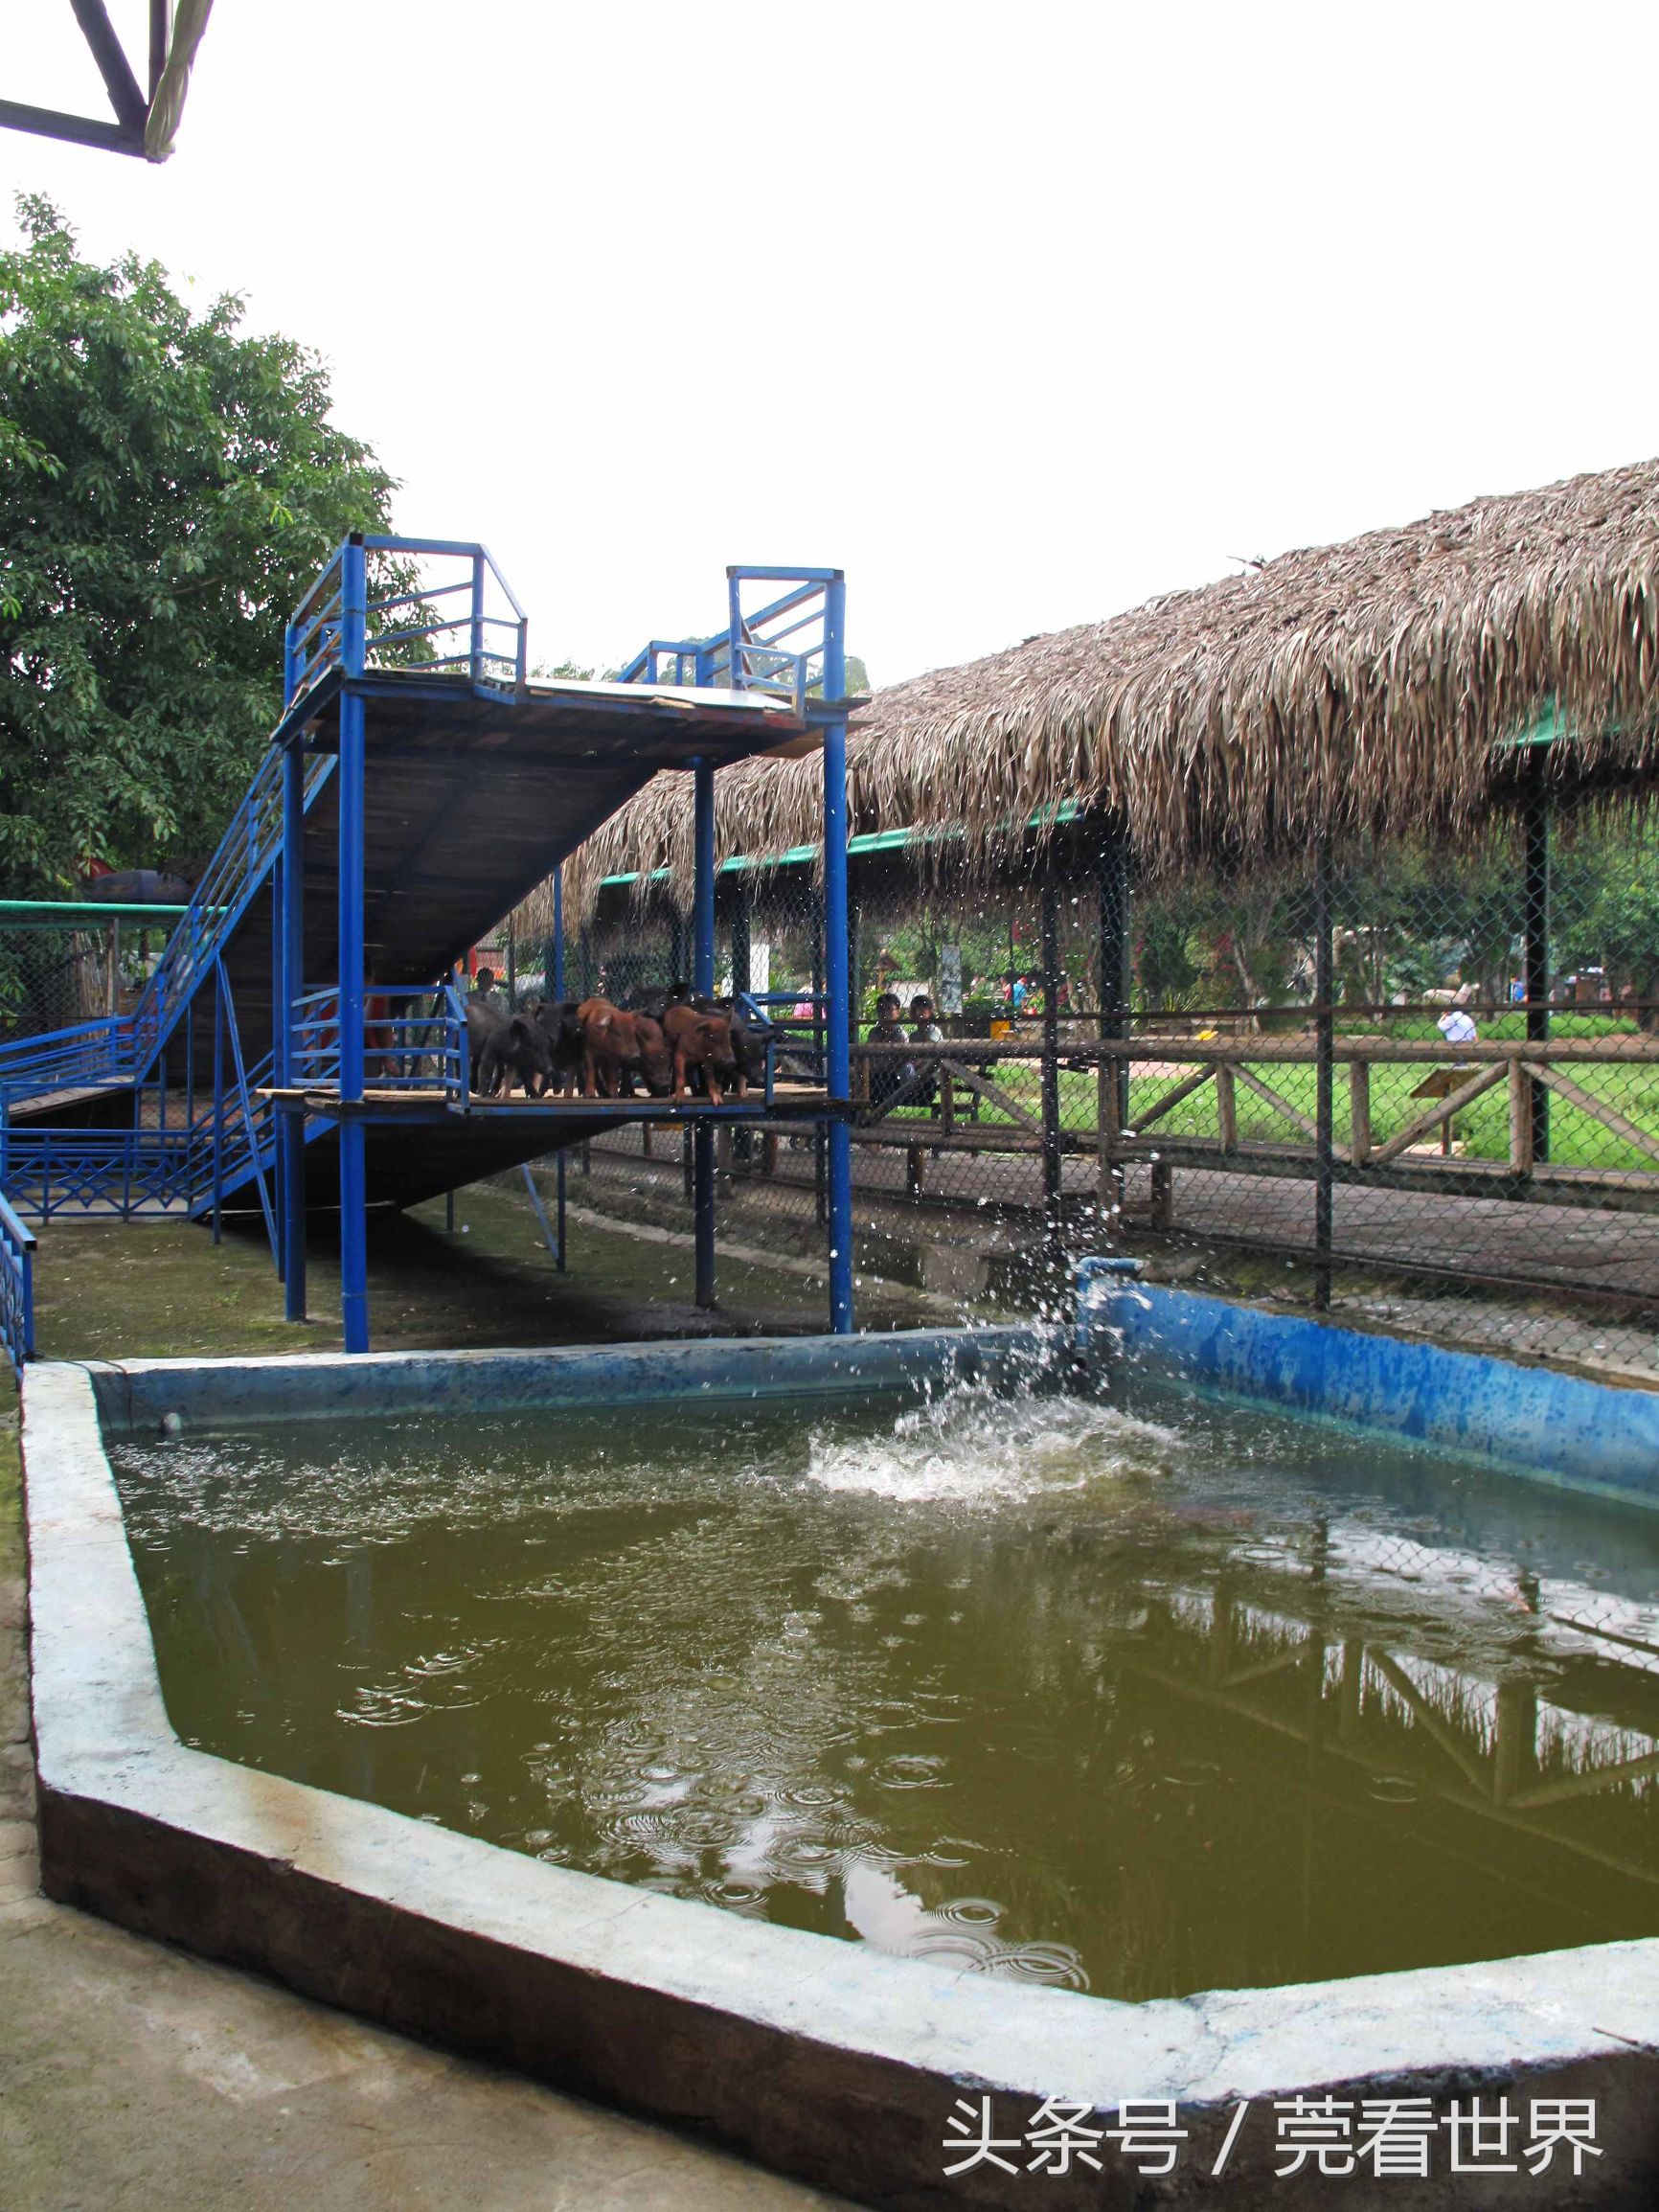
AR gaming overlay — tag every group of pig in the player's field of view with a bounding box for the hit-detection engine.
[466,986,763,1106]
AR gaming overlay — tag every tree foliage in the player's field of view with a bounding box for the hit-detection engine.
[0,196,398,892]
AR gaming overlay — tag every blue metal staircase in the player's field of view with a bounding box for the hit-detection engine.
[0,535,855,1368]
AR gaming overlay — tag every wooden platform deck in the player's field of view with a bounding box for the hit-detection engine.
[7,1082,135,1127]
[231,1083,838,1215]
[258,1083,833,1120]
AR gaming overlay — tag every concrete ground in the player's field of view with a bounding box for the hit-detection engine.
[1,1197,887,2212]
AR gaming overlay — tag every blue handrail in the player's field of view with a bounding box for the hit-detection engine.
[290,981,470,1103]
[617,567,846,718]
[0,1190,34,1374]
[285,536,528,706]
[0,1015,130,1100]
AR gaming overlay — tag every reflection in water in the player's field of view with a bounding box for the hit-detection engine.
[112,1375,1659,2001]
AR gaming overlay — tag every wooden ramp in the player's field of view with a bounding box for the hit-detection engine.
[188,667,814,1086]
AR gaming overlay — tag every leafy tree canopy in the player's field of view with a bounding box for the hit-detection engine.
[0,195,398,893]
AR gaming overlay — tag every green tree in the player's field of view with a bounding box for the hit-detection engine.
[1557,819,1659,1029]
[0,195,398,893]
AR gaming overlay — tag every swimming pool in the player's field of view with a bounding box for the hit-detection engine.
[26,1310,1659,2207]
[104,1352,1659,2003]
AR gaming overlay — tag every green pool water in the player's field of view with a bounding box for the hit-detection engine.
[110,1374,1659,2001]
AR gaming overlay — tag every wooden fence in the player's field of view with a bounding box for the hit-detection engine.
[842,1032,1659,1256]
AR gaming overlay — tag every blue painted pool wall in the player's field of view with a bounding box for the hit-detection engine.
[90,1324,1057,1436]
[1077,1258,1659,1509]
[88,1277,1659,1512]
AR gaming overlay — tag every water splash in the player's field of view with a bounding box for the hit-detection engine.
[804,1379,1178,1506]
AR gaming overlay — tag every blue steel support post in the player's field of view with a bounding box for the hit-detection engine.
[821,574,854,1334]
[211,968,224,1243]
[692,758,717,1308]
[337,537,370,1353]
[270,844,284,1280]
[1524,772,1551,1166]
[281,736,307,1320]
[1313,840,1335,1311]
[552,864,566,1271]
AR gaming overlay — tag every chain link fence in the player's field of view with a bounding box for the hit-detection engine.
[0,909,172,1045]
[480,800,1659,1375]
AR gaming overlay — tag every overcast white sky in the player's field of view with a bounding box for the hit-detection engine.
[8,3,1658,688]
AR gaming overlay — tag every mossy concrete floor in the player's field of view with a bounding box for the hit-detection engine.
[0,1185,919,2210]
[24,1178,943,1361]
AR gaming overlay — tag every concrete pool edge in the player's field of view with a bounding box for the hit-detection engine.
[20,1334,1659,2210]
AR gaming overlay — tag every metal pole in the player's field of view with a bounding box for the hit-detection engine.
[692,756,717,1308]
[553,863,567,1270]
[269,847,284,1282]
[211,964,224,1243]
[1313,841,1335,1311]
[822,574,854,1334]
[731,890,752,999]
[281,736,307,1321]
[337,537,370,1352]
[148,0,168,101]
[693,774,716,997]
[731,888,753,1168]
[1040,871,1063,1259]
[1524,775,1551,1165]
[1097,813,1131,1125]
[811,904,827,1228]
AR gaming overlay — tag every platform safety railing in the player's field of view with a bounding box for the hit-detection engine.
[617,568,846,718]
[0,1013,132,1103]
[290,989,343,1088]
[0,1127,203,1222]
[448,981,471,1106]
[0,1190,35,1375]
[359,985,469,1099]
[291,983,471,1106]
[285,536,529,707]
[739,989,826,1109]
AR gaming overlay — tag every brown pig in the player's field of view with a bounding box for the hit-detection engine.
[578,998,674,1099]
[662,1002,741,1105]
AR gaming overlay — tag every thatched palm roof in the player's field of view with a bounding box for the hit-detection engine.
[555,457,1659,924]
